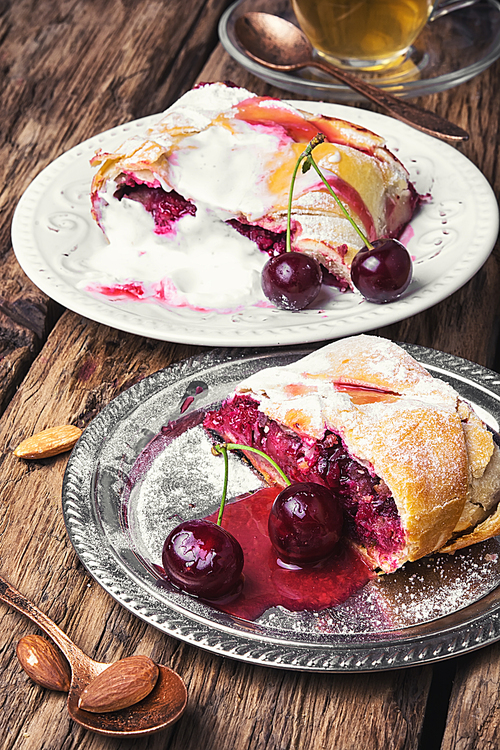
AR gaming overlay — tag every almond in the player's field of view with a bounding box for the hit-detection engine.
[78,655,159,713]
[16,635,71,692]
[13,425,82,459]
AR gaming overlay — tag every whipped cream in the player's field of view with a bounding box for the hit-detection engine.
[169,122,287,221]
[85,184,269,311]
[88,84,342,312]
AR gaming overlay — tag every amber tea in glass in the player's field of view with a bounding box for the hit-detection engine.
[291,0,434,70]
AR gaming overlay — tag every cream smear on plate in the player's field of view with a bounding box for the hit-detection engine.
[87,181,269,312]
[85,86,336,313]
[85,92,305,312]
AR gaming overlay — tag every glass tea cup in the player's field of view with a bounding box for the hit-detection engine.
[291,0,474,71]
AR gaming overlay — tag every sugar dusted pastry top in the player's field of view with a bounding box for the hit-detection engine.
[234,335,500,568]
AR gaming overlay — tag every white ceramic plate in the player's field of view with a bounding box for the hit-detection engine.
[11,103,499,347]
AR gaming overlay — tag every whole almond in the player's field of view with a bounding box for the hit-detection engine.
[13,425,82,459]
[16,635,71,692]
[78,655,159,713]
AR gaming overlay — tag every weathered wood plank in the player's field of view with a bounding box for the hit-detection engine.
[440,645,500,750]
[0,0,231,420]
[0,312,433,750]
[0,312,202,749]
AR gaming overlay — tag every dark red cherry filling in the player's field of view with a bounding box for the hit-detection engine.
[204,395,406,561]
[226,219,287,257]
[113,180,289,258]
[114,182,197,235]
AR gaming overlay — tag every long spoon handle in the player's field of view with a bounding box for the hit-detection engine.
[310,59,469,142]
[0,573,87,667]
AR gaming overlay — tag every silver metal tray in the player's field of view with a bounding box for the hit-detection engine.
[62,345,500,671]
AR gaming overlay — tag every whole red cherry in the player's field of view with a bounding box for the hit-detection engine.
[162,519,244,599]
[351,238,412,303]
[268,482,343,565]
[261,252,323,311]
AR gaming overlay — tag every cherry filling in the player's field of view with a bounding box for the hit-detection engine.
[113,182,197,235]
[204,395,406,563]
[113,180,289,256]
[226,219,286,257]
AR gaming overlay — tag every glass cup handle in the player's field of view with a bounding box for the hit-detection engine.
[430,0,481,21]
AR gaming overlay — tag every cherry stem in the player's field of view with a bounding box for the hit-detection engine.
[213,443,292,487]
[286,153,304,254]
[286,135,324,253]
[305,146,372,250]
[216,444,229,526]
[286,133,372,252]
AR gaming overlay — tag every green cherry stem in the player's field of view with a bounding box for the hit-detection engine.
[286,134,325,253]
[286,151,305,253]
[289,133,373,251]
[305,149,372,249]
[216,444,230,526]
[213,442,292,487]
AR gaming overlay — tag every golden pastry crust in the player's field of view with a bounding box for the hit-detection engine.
[440,443,500,552]
[233,335,500,572]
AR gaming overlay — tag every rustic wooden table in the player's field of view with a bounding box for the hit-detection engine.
[0,1,499,748]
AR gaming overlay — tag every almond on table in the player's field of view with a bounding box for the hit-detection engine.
[13,425,82,459]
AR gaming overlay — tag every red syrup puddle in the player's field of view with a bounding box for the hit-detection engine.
[157,486,374,621]
[132,410,374,621]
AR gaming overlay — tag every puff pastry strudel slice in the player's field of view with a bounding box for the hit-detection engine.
[204,335,500,573]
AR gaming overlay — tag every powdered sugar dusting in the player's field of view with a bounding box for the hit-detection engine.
[130,424,263,565]
[255,539,500,634]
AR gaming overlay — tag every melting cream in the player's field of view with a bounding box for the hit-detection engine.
[84,186,268,311]
[88,88,336,312]
[169,123,288,221]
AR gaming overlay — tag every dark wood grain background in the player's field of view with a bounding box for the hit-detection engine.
[0,1,499,748]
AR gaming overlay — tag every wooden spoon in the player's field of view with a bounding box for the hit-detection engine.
[0,573,187,737]
[235,12,469,142]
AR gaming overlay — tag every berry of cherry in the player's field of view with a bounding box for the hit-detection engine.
[161,443,244,600]
[261,133,413,310]
[261,252,323,311]
[261,134,325,311]
[268,482,343,565]
[351,238,412,303]
[162,519,244,600]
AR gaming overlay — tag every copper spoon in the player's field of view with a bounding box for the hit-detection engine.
[235,12,469,142]
[0,573,187,737]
